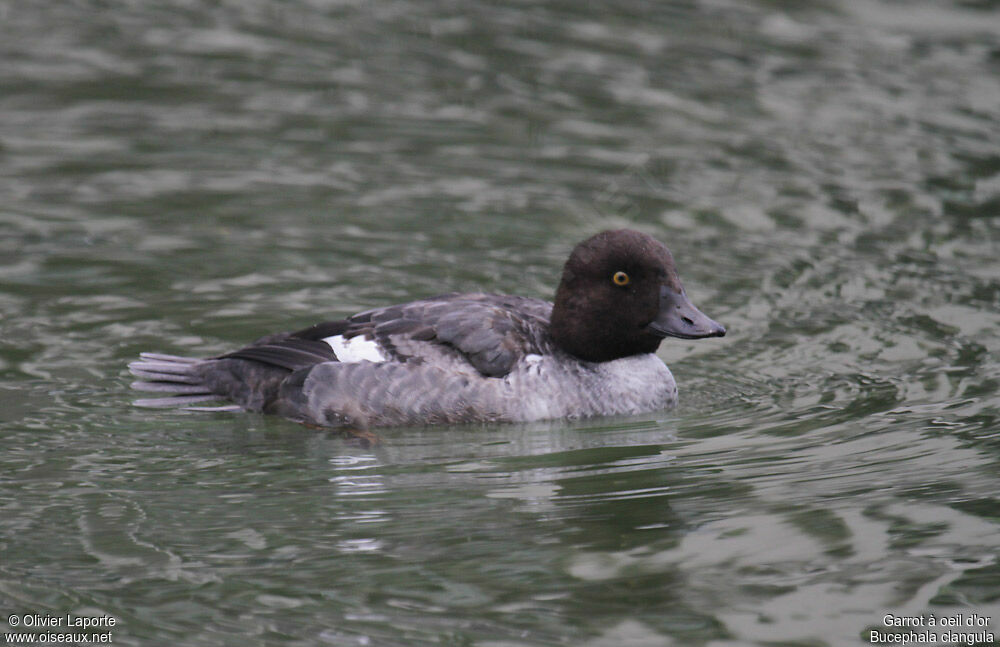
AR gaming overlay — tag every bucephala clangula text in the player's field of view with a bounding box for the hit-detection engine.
[130,229,725,428]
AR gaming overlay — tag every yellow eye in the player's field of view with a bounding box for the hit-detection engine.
[612,271,630,286]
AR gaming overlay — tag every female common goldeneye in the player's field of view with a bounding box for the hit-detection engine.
[130,229,725,428]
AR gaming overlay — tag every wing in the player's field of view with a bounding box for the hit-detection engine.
[216,336,339,371]
[290,292,555,378]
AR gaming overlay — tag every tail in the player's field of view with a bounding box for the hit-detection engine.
[129,353,242,412]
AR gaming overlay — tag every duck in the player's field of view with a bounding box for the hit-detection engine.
[129,229,725,429]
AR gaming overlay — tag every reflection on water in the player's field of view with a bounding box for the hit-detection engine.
[1,0,999,644]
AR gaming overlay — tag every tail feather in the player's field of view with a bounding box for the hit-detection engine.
[130,381,212,394]
[134,394,224,408]
[129,369,203,383]
[183,405,244,412]
[138,352,201,363]
[129,353,242,412]
[129,360,200,376]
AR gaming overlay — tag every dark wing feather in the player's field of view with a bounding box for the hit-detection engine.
[288,320,350,342]
[292,292,555,378]
[219,337,338,371]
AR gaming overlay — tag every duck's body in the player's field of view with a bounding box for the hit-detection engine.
[130,230,725,428]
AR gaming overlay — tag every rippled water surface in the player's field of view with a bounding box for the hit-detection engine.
[2,1,999,645]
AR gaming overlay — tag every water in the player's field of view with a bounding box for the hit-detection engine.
[2,0,999,645]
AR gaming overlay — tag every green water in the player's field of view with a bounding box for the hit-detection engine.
[2,1,999,645]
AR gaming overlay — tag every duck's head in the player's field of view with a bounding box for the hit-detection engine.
[549,229,725,362]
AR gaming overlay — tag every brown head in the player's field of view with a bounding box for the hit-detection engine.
[549,229,725,362]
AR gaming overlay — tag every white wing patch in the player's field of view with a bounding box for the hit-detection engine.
[322,334,387,363]
[522,353,544,376]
